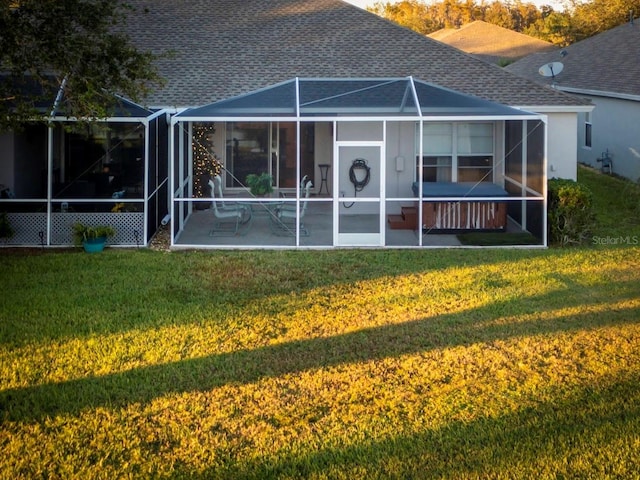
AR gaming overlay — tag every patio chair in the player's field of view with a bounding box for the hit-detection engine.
[271,179,313,236]
[212,174,246,213]
[208,179,251,236]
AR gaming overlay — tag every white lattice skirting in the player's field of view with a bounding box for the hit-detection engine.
[2,213,145,246]
[2,213,48,246]
[52,213,145,245]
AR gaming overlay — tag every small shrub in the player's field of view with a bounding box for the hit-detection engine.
[497,58,514,67]
[548,178,595,246]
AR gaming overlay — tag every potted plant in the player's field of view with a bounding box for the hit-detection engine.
[72,222,116,253]
[0,212,14,243]
[246,173,274,197]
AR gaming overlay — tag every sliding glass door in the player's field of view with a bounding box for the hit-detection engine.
[225,122,270,188]
[224,122,314,190]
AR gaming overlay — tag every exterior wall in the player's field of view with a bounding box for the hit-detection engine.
[546,112,578,180]
[14,124,48,198]
[385,121,416,200]
[577,95,640,181]
[0,126,47,199]
[314,122,333,192]
[0,132,14,189]
[0,132,15,193]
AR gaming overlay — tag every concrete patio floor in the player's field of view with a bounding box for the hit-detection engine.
[173,202,464,248]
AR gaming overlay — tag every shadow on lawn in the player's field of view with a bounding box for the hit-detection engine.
[197,375,640,479]
[0,247,586,348]
[1,279,639,424]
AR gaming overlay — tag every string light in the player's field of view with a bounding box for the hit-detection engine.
[193,123,222,198]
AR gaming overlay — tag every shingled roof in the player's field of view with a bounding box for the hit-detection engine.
[506,19,640,98]
[122,0,584,109]
[428,21,557,65]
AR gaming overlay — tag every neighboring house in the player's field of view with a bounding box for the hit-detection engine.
[428,21,557,65]
[507,18,640,181]
[1,0,591,249]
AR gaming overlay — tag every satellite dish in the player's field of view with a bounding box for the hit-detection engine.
[538,62,564,78]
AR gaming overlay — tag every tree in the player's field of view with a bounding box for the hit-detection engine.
[512,1,543,31]
[0,0,161,131]
[570,0,640,41]
[525,10,574,45]
[369,1,440,34]
[484,1,515,29]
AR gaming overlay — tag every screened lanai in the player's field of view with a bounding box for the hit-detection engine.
[0,90,169,247]
[170,77,547,249]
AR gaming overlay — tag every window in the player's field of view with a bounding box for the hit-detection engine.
[457,123,493,182]
[225,122,270,188]
[584,112,592,148]
[417,122,494,182]
[53,122,145,199]
[458,156,493,182]
[417,123,452,182]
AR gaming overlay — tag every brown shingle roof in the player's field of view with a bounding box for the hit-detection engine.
[428,21,557,64]
[123,0,585,109]
[506,19,640,97]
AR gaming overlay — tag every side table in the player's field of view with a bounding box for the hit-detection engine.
[318,164,330,195]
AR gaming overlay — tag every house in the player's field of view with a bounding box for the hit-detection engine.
[506,18,640,181]
[0,0,592,249]
[428,21,557,65]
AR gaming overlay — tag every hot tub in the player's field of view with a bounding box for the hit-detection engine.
[411,182,509,231]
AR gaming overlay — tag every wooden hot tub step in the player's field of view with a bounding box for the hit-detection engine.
[388,205,419,230]
[388,214,408,229]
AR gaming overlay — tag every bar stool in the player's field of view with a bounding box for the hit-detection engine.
[318,164,330,195]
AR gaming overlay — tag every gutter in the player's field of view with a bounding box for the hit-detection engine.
[553,86,640,103]
[514,104,594,113]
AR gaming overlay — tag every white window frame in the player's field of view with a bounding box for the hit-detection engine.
[584,111,592,149]
[416,122,495,183]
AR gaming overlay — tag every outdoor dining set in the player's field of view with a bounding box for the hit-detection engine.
[207,175,313,237]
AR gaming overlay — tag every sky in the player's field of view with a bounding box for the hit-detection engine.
[344,0,566,11]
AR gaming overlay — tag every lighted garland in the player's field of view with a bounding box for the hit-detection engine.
[193,123,222,197]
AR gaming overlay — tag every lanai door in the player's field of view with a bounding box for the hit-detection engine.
[335,142,385,246]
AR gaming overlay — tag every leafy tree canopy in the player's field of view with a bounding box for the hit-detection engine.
[0,0,161,131]
[370,0,640,46]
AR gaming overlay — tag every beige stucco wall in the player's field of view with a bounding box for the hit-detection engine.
[545,112,578,181]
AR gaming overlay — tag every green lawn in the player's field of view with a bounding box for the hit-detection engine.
[1,167,639,479]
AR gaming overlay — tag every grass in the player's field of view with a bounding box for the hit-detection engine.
[1,166,639,479]
[579,164,640,240]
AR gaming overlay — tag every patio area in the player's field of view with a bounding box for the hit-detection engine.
[175,202,455,248]
[169,77,547,249]
[173,199,538,248]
